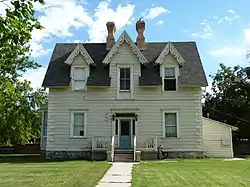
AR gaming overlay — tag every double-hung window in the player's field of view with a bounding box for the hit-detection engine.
[164,67,177,91]
[164,112,178,137]
[72,112,85,137]
[119,68,130,91]
[72,67,86,90]
[42,111,48,137]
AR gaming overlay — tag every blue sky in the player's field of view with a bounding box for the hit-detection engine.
[1,0,250,90]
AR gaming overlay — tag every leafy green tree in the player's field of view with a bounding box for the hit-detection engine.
[0,0,46,145]
[203,63,250,139]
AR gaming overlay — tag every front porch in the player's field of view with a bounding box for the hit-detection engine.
[91,135,158,162]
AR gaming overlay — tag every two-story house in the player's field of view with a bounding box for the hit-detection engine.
[40,20,237,161]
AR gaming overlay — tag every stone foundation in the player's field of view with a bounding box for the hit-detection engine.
[141,151,158,160]
[162,151,204,159]
[45,151,91,160]
[91,150,107,161]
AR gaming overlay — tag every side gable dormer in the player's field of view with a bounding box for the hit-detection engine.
[65,43,95,91]
[155,42,185,92]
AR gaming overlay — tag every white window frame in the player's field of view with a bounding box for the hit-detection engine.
[41,110,48,137]
[161,65,178,92]
[70,111,87,138]
[118,66,133,92]
[162,110,179,138]
[71,66,87,91]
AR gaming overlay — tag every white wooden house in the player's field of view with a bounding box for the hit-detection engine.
[40,20,237,161]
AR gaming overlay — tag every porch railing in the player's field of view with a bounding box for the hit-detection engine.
[136,136,158,151]
[92,136,111,150]
[133,135,137,161]
[111,135,115,162]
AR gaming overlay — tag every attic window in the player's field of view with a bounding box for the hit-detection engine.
[72,67,87,91]
[164,67,177,91]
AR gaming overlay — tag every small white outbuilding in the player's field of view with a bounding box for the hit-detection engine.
[203,117,238,158]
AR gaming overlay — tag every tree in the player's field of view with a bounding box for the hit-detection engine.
[203,63,250,139]
[0,0,46,145]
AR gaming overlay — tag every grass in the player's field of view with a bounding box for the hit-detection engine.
[132,159,250,187]
[0,154,111,187]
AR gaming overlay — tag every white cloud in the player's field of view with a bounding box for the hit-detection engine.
[19,67,47,90]
[192,20,213,39]
[244,29,250,43]
[212,9,240,25]
[87,0,135,42]
[143,6,169,20]
[29,0,136,56]
[209,46,245,57]
[156,20,164,25]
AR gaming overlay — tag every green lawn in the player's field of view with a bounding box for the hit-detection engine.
[0,155,110,187]
[132,159,250,187]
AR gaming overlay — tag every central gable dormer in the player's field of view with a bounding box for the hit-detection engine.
[102,21,149,100]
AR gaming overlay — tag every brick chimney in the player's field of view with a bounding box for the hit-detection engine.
[106,22,116,50]
[136,19,146,50]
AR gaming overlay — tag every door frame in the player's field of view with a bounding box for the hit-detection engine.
[115,118,135,148]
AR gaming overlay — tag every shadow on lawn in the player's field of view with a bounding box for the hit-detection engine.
[0,154,94,164]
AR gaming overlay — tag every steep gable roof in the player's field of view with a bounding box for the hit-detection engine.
[64,43,95,66]
[155,41,185,66]
[42,41,208,87]
[102,30,148,64]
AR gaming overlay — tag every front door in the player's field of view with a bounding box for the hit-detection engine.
[119,120,131,149]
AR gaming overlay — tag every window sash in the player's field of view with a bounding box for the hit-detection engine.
[74,67,86,80]
[165,68,175,78]
[73,113,85,137]
[164,79,176,91]
[165,113,177,137]
[120,68,130,90]
[42,111,48,137]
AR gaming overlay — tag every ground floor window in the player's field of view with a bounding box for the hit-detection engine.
[164,112,178,137]
[42,111,48,137]
[71,112,86,137]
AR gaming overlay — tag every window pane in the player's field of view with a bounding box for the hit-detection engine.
[120,80,125,90]
[165,126,177,137]
[74,68,86,80]
[74,125,84,136]
[125,80,130,90]
[125,68,130,78]
[165,113,177,126]
[165,68,175,78]
[43,111,48,125]
[165,113,177,137]
[115,119,118,135]
[73,113,84,136]
[120,68,130,79]
[74,80,86,90]
[164,79,176,91]
[42,111,48,137]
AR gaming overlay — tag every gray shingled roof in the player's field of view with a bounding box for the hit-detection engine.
[42,42,208,87]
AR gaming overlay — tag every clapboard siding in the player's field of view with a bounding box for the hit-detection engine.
[45,42,203,152]
[203,118,234,158]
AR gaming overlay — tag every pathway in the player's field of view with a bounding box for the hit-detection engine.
[96,162,135,187]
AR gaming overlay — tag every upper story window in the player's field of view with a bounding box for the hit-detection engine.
[164,67,177,91]
[120,68,130,91]
[72,67,86,91]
